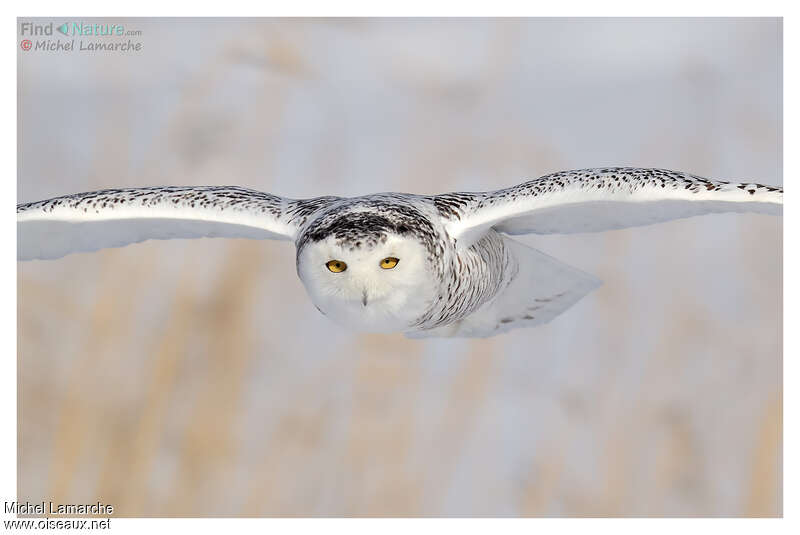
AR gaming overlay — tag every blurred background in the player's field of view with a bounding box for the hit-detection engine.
[17,18,781,516]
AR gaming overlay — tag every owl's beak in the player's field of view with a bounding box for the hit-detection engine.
[361,290,368,307]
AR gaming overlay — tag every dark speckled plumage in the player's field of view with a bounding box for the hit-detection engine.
[16,185,335,225]
[431,167,782,223]
[297,197,436,254]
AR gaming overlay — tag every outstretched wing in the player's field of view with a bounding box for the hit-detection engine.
[435,168,783,248]
[18,186,339,261]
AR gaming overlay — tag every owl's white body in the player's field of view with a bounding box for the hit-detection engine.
[17,167,782,338]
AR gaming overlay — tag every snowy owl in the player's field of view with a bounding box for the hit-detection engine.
[18,167,782,338]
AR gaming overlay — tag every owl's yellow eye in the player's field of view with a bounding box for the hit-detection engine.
[326,260,347,273]
[380,257,399,269]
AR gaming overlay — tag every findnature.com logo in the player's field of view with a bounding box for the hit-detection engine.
[19,20,143,53]
[21,21,130,37]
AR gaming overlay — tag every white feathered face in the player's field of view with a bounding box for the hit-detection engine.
[296,232,436,333]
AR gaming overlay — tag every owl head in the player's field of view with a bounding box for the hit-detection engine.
[296,205,438,332]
